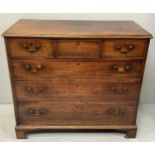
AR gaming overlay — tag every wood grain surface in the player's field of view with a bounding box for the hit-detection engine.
[3,20,152,139]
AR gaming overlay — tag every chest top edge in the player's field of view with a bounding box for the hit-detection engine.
[2,20,153,39]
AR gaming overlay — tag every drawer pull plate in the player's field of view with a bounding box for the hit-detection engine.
[112,64,131,73]
[23,64,43,73]
[111,86,128,94]
[106,108,126,115]
[26,87,44,95]
[21,42,41,53]
[115,44,135,53]
[26,108,47,116]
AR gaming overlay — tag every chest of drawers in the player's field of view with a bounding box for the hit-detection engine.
[3,20,152,139]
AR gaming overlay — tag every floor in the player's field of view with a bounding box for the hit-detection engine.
[0,103,155,142]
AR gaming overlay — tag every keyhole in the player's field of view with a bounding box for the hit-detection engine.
[77,62,80,66]
[77,42,80,46]
[76,84,79,87]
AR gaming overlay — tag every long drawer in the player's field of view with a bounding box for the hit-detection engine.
[11,60,143,79]
[17,101,137,125]
[14,80,141,101]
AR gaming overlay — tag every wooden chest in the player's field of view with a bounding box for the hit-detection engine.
[3,20,152,139]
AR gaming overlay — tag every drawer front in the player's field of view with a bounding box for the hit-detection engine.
[12,60,143,79]
[18,101,137,125]
[103,40,146,58]
[14,80,141,101]
[57,40,100,58]
[9,39,55,57]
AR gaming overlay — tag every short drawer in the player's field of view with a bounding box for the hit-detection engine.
[17,101,137,125]
[57,40,100,58]
[103,40,146,58]
[14,80,141,101]
[12,60,143,79]
[9,39,55,58]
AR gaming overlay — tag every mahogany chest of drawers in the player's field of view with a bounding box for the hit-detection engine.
[3,20,152,139]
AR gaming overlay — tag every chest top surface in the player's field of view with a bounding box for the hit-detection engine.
[2,19,152,38]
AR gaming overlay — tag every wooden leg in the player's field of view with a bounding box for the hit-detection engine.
[125,128,137,138]
[16,130,27,139]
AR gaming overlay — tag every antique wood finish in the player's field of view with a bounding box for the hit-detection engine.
[3,20,152,139]
[103,40,146,58]
[17,101,137,125]
[12,60,143,79]
[57,40,100,58]
[3,20,152,38]
[14,80,141,101]
[9,39,55,58]
[15,125,137,139]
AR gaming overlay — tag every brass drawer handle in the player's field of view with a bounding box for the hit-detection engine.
[23,64,43,73]
[115,44,135,53]
[112,64,131,73]
[26,87,44,95]
[26,108,47,116]
[21,42,41,52]
[106,108,126,115]
[111,86,128,94]
[23,64,31,71]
